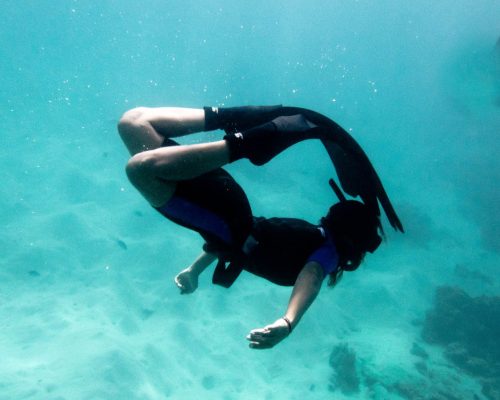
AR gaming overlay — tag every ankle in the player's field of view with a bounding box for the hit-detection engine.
[223,133,245,162]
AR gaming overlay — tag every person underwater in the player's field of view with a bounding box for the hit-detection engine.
[117,105,404,349]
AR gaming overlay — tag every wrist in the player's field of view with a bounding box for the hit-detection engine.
[186,265,199,277]
[282,316,293,334]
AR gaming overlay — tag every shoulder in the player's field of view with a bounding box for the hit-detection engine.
[306,230,339,277]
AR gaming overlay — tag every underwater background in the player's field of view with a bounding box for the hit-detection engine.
[1,0,499,399]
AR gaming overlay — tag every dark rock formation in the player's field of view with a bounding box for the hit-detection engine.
[328,343,360,394]
[422,286,500,399]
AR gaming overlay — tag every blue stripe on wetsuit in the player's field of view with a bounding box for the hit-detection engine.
[156,196,233,244]
[306,231,339,277]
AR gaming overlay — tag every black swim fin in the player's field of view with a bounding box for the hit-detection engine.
[223,114,322,165]
[208,105,403,232]
[280,107,404,233]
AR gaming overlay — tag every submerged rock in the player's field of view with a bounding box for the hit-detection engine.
[328,343,360,394]
[411,342,429,359]
[116,239,128,250]
[422,286,500,399]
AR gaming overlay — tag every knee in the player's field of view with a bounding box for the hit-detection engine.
[125,151,157,187]
[117,107,150,135]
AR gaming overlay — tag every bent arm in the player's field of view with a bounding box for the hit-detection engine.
[246,261,324,349]
[190,251,218,275]
[174,251,217,294]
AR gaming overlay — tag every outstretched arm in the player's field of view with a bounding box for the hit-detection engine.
[246,261,324,349]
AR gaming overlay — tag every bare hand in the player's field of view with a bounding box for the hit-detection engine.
[174,268,198,294]
[246,318,290,349]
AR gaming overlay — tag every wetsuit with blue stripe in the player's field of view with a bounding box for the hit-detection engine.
[155,141,253,254]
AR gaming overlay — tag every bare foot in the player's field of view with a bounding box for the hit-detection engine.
[174,268,198,294]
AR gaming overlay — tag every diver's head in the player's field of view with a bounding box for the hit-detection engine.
[321,200,382,271]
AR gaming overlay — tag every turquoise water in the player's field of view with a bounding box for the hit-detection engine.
[1,1,499,399]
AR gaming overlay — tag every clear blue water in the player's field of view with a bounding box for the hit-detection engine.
[1,1,499,399]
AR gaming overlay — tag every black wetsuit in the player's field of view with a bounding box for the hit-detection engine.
[155,135,339,288]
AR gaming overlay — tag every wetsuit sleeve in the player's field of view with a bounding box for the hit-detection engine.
[306,239,339,277]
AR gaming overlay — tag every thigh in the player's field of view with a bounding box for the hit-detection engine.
[118,107,206,156]
[143,107,205,137]
[126,138,181,206]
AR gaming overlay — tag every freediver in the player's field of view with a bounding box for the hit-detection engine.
[117,105,404,349]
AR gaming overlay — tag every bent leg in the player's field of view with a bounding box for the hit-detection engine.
[119,105,319,207]
[118,106,217,207]
[125,140,231,207]
[117,107,205,155]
